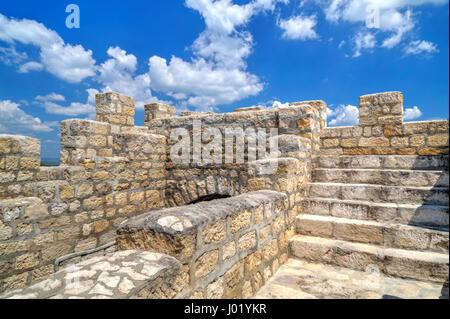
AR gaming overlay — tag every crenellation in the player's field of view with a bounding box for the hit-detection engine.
[320,92,448,156]
[0,90,448,299]
[96,92,135,127]
[144,103,176,125]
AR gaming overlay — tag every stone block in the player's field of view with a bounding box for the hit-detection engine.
[230,209,252,233]
[202,220,226,244]
[195,250,219,279]
[238,231,257,252]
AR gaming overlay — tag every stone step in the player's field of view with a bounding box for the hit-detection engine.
[308,182,449,206]
[316,155,449,170]
[289,235,449,283]
[296,214,449,253]
[302,197,449,228]
[313,168,449,187]
[253,258,448,299]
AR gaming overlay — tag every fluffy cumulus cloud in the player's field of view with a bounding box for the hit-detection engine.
[327,104,359,126]
[0,13,96,82]
[314,0,446,57]
[148,0,288,110]
[0,0,445,128]
[0,100,54,133]
[149,55,263,111]
[0,1,292,115]
[278,14,318,40]
[96,47,154,109]
[404,105,423,120]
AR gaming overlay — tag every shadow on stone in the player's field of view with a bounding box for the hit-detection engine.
[381,294,403,299]
[188,194,231,205]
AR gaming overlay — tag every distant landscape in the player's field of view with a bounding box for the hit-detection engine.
[40,158,60,167]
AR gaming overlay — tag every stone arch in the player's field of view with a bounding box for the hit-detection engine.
[164,171,247,207]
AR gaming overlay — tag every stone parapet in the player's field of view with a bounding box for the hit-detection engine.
[116,190,290,298]
[320,120,449,155]
[359,91,403,126]
[2,89,446,298]
[0,135,41,199]
[320,91,448,156]
[96,92,135,128]
[144,103,176,126]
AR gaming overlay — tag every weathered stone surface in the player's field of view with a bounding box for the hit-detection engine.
[1,251,180,299]
[254,259,447,299]
[195,250,219,279]
[0,89,448,299]
[202,220,226,244]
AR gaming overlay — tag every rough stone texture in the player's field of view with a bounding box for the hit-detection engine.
[145,103,176,123]
[116,190,291,298]
[0,90,448,298]
[96,92,135,127]
[320,92,448,156]
[0,250,181,299]
[292,151,448,291]
[0,93,167,292]
[254,258,448,299]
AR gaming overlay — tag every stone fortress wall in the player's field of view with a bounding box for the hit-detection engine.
[320,92,449,156]
[0,90,448,298]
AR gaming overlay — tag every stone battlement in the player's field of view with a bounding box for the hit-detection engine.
[0,90,448,298]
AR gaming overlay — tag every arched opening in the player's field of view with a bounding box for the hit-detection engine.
[189,194,231,205]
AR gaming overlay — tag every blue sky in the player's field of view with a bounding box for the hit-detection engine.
[0,0,449,159]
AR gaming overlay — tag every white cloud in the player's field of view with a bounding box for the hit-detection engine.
[278,15,318,40]
[149,55,263,110]
[0,46,27,65]
[148,0,288,110]
[17,61,43,73]
[96,47,154,109]
[241,99,290,109]
[404,106,423,120]
[380,9,414,49]
[0,2,290,113]
[35,93,65,102]
[0,100,54,133]
[37,89,97,117]
[404,40,439,56]
[40,43,96,83]
[271,100,290,108]
[192,30,253,68]
[0,13,96,82]
[352,31,376,57]
[185,0,253,35]
[316,0,448,55]
[327,104,359,126]
[322,0,448,24]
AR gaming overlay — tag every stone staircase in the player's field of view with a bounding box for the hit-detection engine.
[289,155,449,284]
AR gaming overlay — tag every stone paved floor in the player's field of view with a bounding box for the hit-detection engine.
[0,251,180,299]
[253,258,449,299]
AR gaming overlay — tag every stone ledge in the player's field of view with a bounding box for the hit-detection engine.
[117,190,286,237]
[0,250,181,299]
[116,190,290,298]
